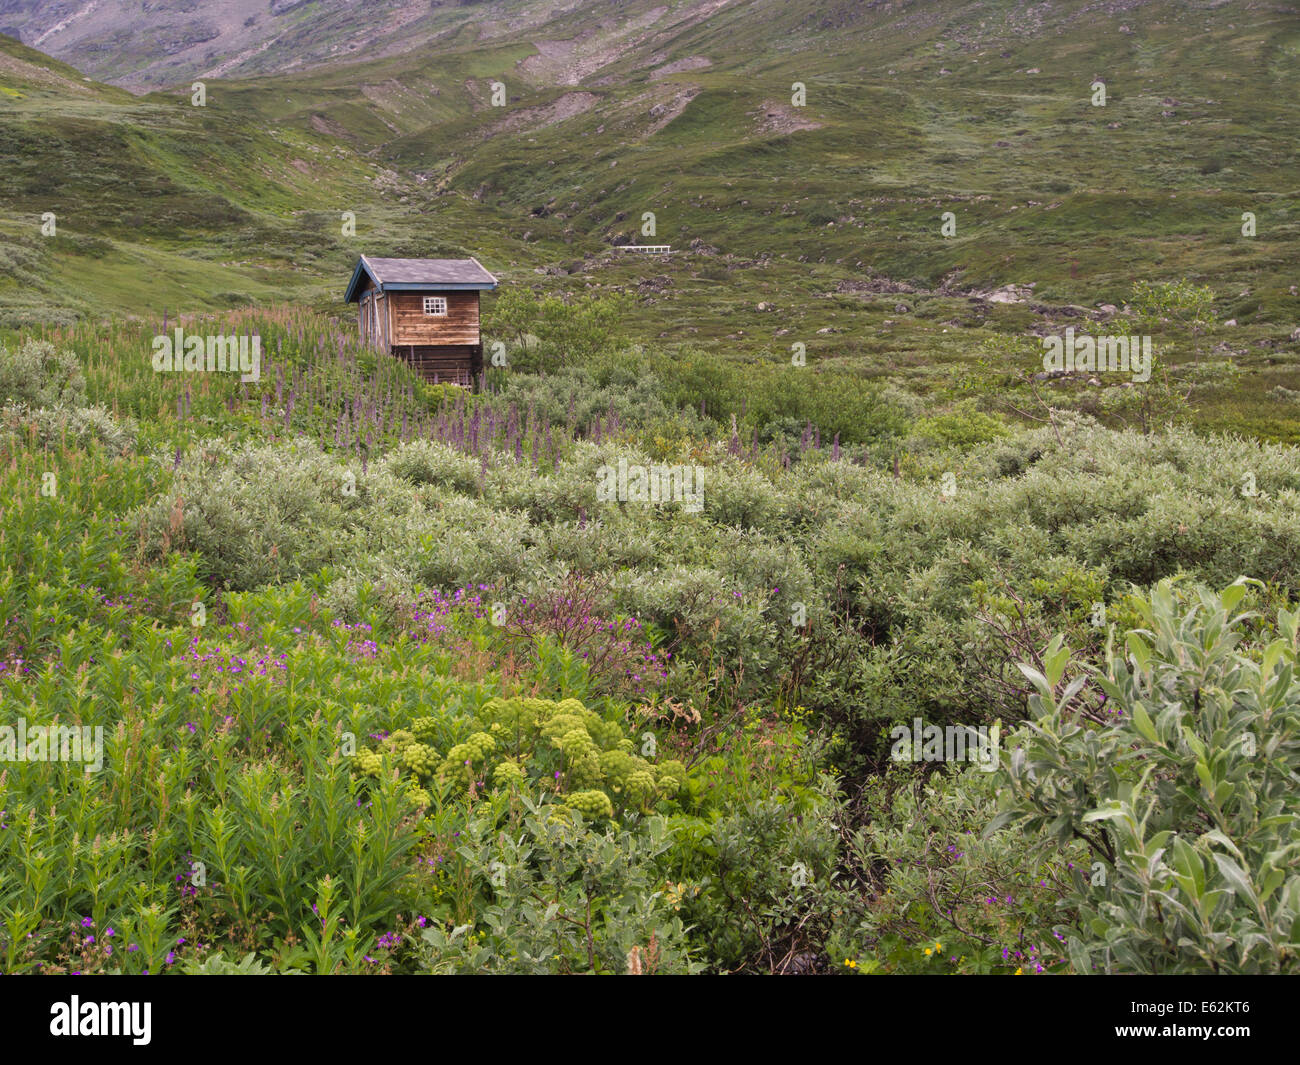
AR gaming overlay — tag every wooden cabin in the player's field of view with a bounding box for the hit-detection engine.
[344,255,498,386]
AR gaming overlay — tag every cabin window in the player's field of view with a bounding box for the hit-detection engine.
[422,296,448,316]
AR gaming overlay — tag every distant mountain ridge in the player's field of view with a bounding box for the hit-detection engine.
[0,0,500,91]
[0,0,1297,374]
[1,0,781,92]
[0,0,1177,93]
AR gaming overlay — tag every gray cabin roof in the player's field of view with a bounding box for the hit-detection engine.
[345,256,498,301]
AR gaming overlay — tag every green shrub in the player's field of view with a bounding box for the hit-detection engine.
[421,382,476,409]
[841,765,1080,974]
[993,577,1300,973]
[908,403,1009,448]
[670,772,846,973]
[418,797,701,974]
[133,439,363,589]
[493,362,672,431]
[1130,279,1217,332]
[1,402,137,453]
[386,438,481,493]
[485,289,631,371]
[0,337,86,408]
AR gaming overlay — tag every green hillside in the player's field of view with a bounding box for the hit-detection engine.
[2,1,1297,437]
[3,1,1300,982]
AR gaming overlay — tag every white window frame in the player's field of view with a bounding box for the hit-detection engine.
[423,295,448,316]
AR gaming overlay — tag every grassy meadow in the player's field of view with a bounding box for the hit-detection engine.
[1,0,1300,976]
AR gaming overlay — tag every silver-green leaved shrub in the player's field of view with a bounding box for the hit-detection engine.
[135,439,366,588]
[540,517,659,572]
[2,402,136,453]
[419,796,703,974]
[136,439,539,590]
[487,440,611,523]
[992,577,1300,973]
[384,438,481,492]
[0,337,136,452]
[703,457,782,530]
[0,337,86,407]
[613,563,772,672]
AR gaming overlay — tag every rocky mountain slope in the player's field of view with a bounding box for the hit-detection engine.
[1,0,1297,434]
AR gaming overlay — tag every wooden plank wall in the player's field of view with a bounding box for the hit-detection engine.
[357,277,376,344]
[388,291,480,345]
[394,344,479,386]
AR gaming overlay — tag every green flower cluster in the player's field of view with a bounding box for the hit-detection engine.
[442,731,497,787]
[480,696,686,811]
[352,696,687,818]
[564,790,616,819]
[492,759,526,787]
[354,748,384,778]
